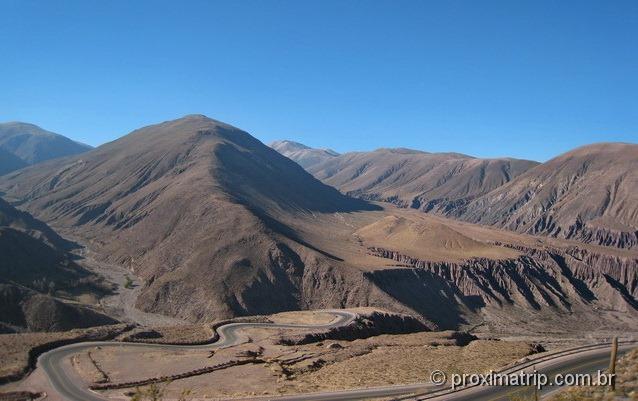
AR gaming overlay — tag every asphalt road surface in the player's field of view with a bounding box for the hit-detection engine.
[39,310,356,401]
[37,312,635,401]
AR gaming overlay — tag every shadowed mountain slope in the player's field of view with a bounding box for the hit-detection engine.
[0,122,91,171]
[451,143,638,249]
[0,197,115,332]
[0,148,28,176]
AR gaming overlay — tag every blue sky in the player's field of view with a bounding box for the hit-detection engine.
[1,0,636,161]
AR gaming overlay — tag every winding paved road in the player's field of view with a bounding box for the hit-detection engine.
[38,312,636,401]
[39,311,356,401]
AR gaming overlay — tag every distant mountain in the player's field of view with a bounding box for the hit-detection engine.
[452,143,638,249]
[286,146,538,213]
[275,141,638,250]
[0,197,116,332]
[0,148,28,176]
[270,140,339,168]
[0,122,91,174]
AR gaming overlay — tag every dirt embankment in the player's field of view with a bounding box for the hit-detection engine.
[365,244,638,331]
[278,311,442,345]
[118,316,271,345]
[0,324,133,384]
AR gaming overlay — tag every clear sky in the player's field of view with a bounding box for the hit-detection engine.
[1,0,636,161]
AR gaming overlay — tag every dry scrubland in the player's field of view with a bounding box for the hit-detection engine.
[282,336,538,393]
[75,310,544,400]
[0,324,130,382]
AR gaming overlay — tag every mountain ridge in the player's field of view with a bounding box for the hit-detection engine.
[289,144,539,212]
[272,140,637,249]
[0,122,92,175]
[451,141,638,249]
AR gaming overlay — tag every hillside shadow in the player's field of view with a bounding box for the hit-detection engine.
[214,141,383,214]
[364,268,475,330]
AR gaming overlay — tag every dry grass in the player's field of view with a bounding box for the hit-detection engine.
[94,328,538,400]
[285,338,536,393]
[268,310,338,325]
[0,324,130,380]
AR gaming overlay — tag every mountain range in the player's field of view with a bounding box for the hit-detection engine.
[273,141,638,250]
[0,116,636,334]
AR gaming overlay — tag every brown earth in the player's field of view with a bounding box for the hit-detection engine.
[303,147,538,212]
[0,116,636,335]
[451,142,638,250]
[275,141,638,251]
[77,310,540,400]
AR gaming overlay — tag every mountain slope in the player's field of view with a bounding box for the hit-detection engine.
[0,148,28,176]
[0,197,115,332]
[452,143,638,249]
[304,148,538,212]
[0,122,91,169]
[0,115,379,321]
[270,140,339,168]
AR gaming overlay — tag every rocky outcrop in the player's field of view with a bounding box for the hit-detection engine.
[565,222,638,250]
[278,311,434,345]
[365,245,638,329]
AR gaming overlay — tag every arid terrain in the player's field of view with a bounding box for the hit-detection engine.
[0,116,636,400]
[0,309,549,401]
[274,141,638,250]
[1,115,636,332]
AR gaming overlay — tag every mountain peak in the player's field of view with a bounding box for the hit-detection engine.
[559,142,638,158]
[270,140,311,152]
[0,121,91,167]
[270,140,340,168]
[0,121,56,136]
